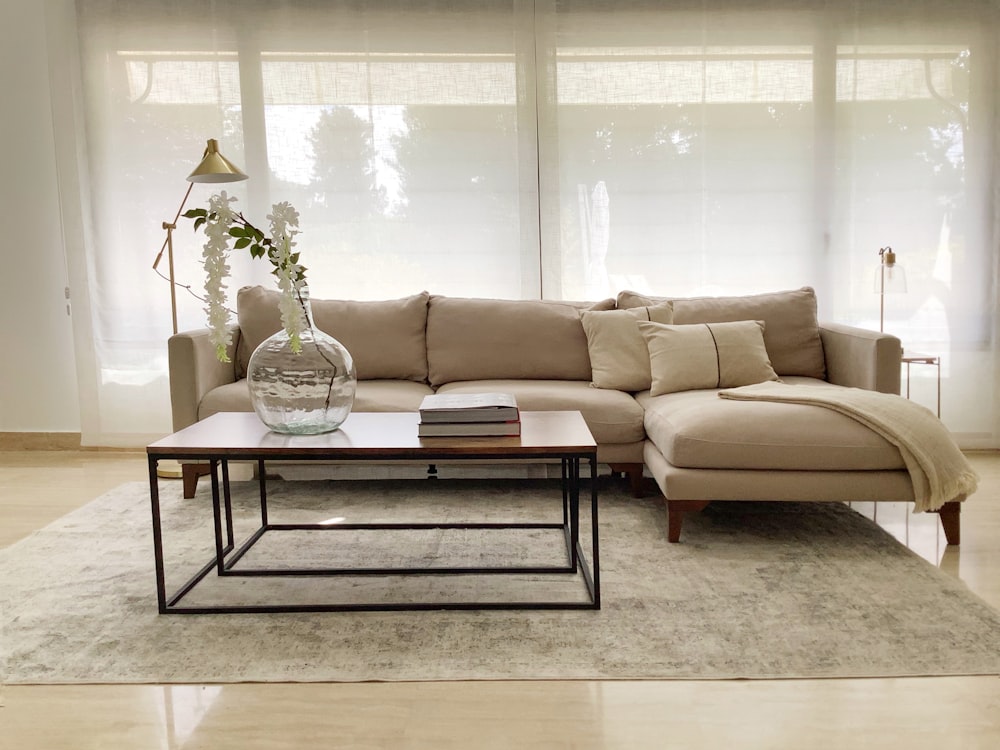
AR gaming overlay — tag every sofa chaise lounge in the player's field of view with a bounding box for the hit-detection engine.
[168,285,968,543]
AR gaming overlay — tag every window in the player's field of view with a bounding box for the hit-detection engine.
[65,0,1000,444]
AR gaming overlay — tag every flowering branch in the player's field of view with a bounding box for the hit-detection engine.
[199,192,236,361]
[184,194,309,362]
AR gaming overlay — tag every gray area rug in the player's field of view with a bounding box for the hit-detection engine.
[3,477,1000,684]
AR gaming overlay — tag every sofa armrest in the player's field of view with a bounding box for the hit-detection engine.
[819,322,901,394]
[168,326,241,431]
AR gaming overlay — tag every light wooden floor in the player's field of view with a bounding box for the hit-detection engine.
[1,450,999,749]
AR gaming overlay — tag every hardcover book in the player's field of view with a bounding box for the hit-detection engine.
[418,392,519,423]
[417,419,522,437]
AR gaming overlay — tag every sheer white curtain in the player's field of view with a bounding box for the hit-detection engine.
[68,0,535,443]
[60,0,999,445]
[539,0,999,444]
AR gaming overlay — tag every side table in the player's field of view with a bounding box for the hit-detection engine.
[901,352,941,417]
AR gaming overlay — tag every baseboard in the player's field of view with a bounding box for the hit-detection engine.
[0,432,83,451]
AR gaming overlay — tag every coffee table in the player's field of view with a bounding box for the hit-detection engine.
[147,411,599,613]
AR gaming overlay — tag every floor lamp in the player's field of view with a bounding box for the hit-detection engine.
[876,246,907,332]
[152,139,247,478]
[152,139,248,334]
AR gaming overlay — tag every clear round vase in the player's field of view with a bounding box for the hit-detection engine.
[246,288,356,434]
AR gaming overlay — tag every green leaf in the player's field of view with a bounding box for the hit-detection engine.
[193,217,206,232]
[234,237,251,249]
[182,208,207,218]
[228,227,246,238]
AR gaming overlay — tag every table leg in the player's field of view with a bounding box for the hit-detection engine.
[258,459,269,526]
[568,457,580,570]
[221,460,234,547]
[560,459,572,562]
[148,456,168,614]
[209,459,226,575]
[589,455,601,608]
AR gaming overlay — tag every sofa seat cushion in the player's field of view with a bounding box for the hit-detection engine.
[351,380,436,412]
[198,379,434,421]
[636,377,906,471]
[436,379,645,445]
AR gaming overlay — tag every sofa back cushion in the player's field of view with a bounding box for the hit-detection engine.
[426,296,603,386]
[617,287,825,379]
[235,286,429,382]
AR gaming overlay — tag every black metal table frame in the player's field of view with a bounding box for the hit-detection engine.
[148,450,599,613]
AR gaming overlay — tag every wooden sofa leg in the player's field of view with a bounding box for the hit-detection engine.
[666,500,710,543]
[936,501,961,545]
[182,464,212,499]
[608,463,645,497]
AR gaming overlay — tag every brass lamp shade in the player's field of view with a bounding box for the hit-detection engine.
[187,138,248,183]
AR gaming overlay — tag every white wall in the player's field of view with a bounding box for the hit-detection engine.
[0,0,81,433]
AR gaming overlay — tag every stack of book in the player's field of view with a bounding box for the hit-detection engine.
[417,392,521,437]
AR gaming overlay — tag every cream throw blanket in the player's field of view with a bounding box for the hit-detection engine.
[719,382,979,512]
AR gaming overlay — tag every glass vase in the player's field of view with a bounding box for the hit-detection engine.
[246,288,356,434]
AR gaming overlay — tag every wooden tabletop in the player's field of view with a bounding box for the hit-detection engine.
[147,411,596,460]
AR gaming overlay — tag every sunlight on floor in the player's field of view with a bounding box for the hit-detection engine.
[849,500,948,565]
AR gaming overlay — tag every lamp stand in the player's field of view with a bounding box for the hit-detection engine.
[152,182,194,478]
[163,220,178,335]
[152,139,247,481]
[152,182,194,336]
[155,218,184,477]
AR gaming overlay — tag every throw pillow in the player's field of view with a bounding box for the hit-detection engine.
[618,287,826,379]
[638,319,779,396]
[580,302,675,391]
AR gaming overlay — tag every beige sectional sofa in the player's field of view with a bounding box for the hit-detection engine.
[168,284,963,544]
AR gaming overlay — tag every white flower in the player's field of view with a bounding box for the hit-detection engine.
[268,205,307,353]
[201,192,238,362]
[267,201,300,240]
[193,192,309,362]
